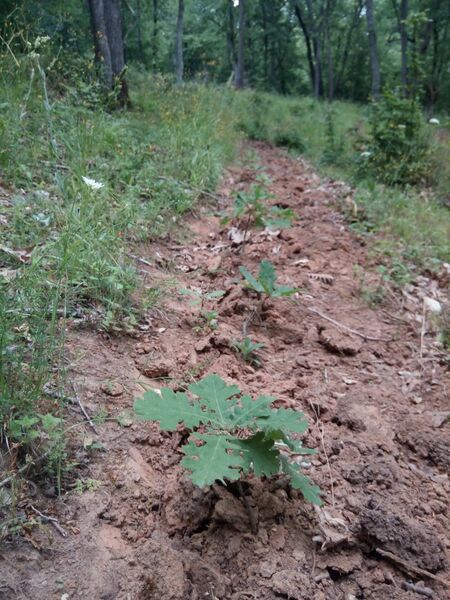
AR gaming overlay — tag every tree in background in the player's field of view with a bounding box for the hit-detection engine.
[175,0,185,84]
[87,0,130,105]
[365,0,381,98]
[235,0,246,88]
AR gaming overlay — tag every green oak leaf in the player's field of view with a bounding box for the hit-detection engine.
[134,388,205,431]
[232,432,280,478]
[280,456,323,505]
[257,407,309,434]
[188,374,240,428]
[181,434,244,487]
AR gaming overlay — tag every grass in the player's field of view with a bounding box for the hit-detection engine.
[234,89,450,272]
[0,50,241,501]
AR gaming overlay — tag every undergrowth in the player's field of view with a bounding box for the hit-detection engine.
[0,46,240,505]
[235,90,450,275]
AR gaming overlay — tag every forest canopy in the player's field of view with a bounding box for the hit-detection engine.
[1,0,449,109]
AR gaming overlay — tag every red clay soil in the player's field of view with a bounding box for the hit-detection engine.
[1,143,449,599]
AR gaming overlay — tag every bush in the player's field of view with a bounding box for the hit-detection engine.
[364,91,431,185]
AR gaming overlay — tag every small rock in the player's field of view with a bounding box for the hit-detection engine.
[136,357,172,379]
[100,381,124,397]
[194,337,211,353]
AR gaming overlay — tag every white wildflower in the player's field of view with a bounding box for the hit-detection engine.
[429,118,440,125]
[398,124,406,129]
[82,176,104,190]
[34,35,51,49]
[360,151,372,158]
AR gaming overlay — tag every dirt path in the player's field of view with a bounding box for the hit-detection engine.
[1,143,449,600]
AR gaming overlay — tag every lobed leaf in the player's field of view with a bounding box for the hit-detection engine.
[232,432,280,478]
[188,373,240,428]
[134,388,205,431]
[181,434,244,487]
[280,456,323,505]
[257,407,309,434]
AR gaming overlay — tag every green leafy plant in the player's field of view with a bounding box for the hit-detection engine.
[232,337,265,366]
[362,90,430,185]
[239,260,298,307]
[223,184,294,233]
[134,374,321,504]
[179,288,224,331]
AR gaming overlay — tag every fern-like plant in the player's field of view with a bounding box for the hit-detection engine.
[134,374,321,504]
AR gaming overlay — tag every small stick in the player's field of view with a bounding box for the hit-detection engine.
[30,505,68,538]
[420,299,426,358]
[128,253,152,267]
[71,395,98,434]
[237,481,258,534]
[375,548,448,586]
[402,582,434,598]
[306,307,390,342]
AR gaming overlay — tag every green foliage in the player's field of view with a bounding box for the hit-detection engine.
[239,260,298,299]
[135,374,321,504]
[226,183,295,230]
[232,337,265,366]
[179,288,224,331]
[364,91,431,186]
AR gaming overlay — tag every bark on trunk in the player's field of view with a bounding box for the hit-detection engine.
[235,0,246,89]
[365,0,381,98]
[175,0,184,85]
[87,0,129,106]
[292,1,315,92]
[152,0,159,71]
[400,0,409,93]
[226,0,237,82]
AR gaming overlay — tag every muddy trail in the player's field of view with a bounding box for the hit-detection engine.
[2,143,449,600]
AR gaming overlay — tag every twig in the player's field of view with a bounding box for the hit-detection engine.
[127,253,152,267]
[30,505,68,538]
[308,399,335,508]
[420,299,426,358]
[237,480,258,534]
[375,548,448,586]
[402,582,434,598]
[306,307,391,342]
[0,451,51,489]
[70,390,97,434]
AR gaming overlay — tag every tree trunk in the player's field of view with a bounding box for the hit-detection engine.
[88,0,113,89]
[400,0,409,93]
[226,0,237,83]
[87,0,130,106]
[292,1,315,92]
[325,0,335,100]
[365,0,381,98]
[335,0,363,96]
[175,0,184,85]
[235,0,246,89]
[152,0,159,71]
[306,0,324,99]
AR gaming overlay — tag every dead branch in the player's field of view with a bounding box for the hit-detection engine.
[402,581,435,598]
[30,505,68,538]
[375,548,448,586]
[306,307,391,342]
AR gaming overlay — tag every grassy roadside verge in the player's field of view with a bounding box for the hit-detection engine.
[234,91,450,273]
[0,56,241,514]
